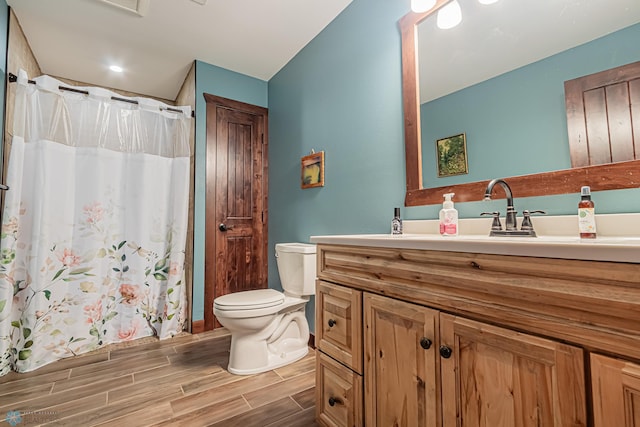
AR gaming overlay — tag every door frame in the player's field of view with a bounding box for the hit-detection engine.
[203,93,269,331]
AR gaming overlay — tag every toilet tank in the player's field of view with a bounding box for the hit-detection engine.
[275,243,317,297]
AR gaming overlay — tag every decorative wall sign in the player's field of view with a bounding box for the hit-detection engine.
[301,150,325,189]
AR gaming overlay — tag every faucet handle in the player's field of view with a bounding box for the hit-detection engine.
[521,210,546,231]
[481,211,502,231]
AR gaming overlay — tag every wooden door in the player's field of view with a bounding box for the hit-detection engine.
[204,94,268,330]
[439,313,586,427]
[364,293,439,427]
[592,353,640,426]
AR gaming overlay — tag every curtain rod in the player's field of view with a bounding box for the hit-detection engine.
[7,73,194,118]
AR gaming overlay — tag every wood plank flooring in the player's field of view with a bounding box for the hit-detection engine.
[0,329,318,427]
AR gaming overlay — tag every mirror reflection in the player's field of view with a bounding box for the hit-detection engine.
[410,0,640,194]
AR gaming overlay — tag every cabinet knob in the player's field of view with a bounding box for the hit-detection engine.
[439,345,452,359]
[420,337,432,350]
[328,396,343,407]
[328,319,336,327]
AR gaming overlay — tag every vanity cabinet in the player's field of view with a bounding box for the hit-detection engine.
[314,243,640,427]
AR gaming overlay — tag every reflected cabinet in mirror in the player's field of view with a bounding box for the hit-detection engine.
[400,0,640,206]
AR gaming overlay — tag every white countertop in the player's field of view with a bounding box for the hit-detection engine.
[310,233,640,263]
[310,214,640,263]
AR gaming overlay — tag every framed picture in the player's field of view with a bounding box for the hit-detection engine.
[436,133,469,177]
[301,151,325,189]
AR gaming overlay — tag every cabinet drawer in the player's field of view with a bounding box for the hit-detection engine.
[316,352,363,427]
[316,280,362,373]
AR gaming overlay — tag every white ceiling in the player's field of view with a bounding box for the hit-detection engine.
[419,0,640,102]
[6,0,353,100]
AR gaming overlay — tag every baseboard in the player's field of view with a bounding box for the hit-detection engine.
[191,320,205,334]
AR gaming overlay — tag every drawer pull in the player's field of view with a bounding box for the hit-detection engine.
[420,337,432,350]
[328,396,343,407]
[439,345,452,359]
[328,319,337,327]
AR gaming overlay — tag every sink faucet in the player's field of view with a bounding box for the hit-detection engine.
[483,178,517,231]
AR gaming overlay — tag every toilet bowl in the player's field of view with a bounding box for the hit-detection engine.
[213,243,316,375]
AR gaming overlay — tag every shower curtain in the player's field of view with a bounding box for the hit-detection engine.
[0,71,191,376]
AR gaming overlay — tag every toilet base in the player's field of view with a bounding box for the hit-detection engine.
[228,344,308,375]
[224,308,310,375]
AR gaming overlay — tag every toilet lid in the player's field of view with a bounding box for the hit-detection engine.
[214,289,285,310]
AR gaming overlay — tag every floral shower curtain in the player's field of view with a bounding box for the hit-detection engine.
[0,71,191,376]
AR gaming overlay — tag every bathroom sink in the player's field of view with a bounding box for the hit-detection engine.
[388,233,640,246]
[310,232,640,263]
[310,213,640,263]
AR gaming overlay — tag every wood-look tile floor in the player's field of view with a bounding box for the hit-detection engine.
[0,329,318,427]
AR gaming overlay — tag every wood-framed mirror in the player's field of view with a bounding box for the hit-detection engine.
[400,1,640,207]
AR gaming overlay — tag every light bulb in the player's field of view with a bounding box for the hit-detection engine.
[478,0,499,4]
[411,0,437,13]
[437,0,462,29]
[109,65,123,73]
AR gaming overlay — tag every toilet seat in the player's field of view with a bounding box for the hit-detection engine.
[214,289,285,311]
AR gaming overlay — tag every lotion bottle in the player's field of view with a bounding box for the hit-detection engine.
[578,186,596,239]
[439,193,458,236]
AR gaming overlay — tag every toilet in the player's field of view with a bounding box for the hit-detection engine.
[213,242,316,375]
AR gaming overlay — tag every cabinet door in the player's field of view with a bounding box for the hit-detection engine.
[316,280,363,373]
[364,293,439,427]
[592,353,640,426]
[440,313,586,427]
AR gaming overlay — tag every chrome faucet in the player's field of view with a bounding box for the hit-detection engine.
[482,178,546,237]
[484,178,517,231]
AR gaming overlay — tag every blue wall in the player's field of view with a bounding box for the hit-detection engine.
[192,61,268,322]
[268,0,408,331]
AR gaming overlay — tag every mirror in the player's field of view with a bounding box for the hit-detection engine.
[400,0,640,206]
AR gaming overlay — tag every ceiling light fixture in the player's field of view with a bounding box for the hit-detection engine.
[109,65,123,73]
[411,0,500,30]
[410,0,436,13]
[437,0,462,29]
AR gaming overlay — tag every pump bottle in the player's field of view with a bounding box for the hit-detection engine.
[391,207,403,235]
[439,193,458,236]
[578,186,596,239]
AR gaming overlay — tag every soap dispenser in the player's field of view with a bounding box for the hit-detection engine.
[439,193,458,236]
